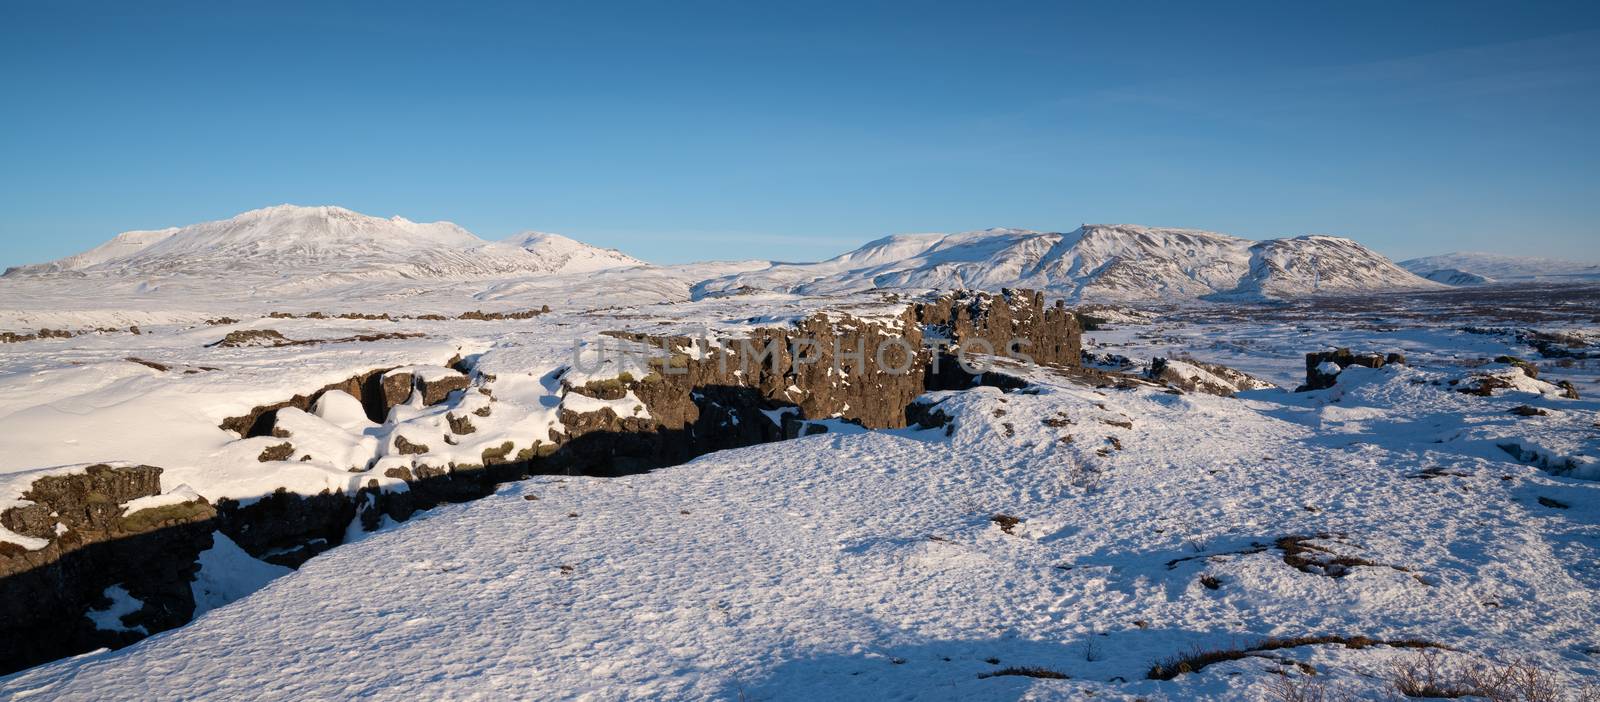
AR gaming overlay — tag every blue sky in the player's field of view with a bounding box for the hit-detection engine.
[2,1,1597,267]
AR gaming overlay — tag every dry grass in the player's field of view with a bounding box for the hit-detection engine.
[1260,650,1597,702]
[1277,534,1410,578]
[117,500,214,533]
[124,357,170,372]
[1148,635,1444,680]
[1266,674,1352,702]
[990,514,1021,534]
[257,442,295,462]
[977,666,1069,680]
[1389,649,1587,701]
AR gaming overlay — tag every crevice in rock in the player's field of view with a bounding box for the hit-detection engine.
[3,289,1086,676]
[221,367,399,436]
[1,465,216,674]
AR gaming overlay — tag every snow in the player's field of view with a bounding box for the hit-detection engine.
[697,224,1441,303]
[311,389,373,431]
[501,231,646,273]
[1418,267,1495,286]
[560,389,651,419]
[2,227,179,276]
[1401,252,1600,282]
[0,207,1597,699]
[2,205,658,291]
[188,534,292,618]
[85,585,146,635]
[5,349,1597,699]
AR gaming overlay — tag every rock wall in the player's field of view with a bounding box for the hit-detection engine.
[916,288,1081,367]
[551,289,1082,474]
[0,289,1083,674]
[219,363,471,437]
[0,465,216,674]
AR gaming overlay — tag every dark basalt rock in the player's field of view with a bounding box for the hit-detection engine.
[1462,326,1596,360]
[220,366,402,437]
[447,412,477,434]
[0,465,216,675]
[0,327,76,344]
[393,434,430,455]
[379,367,472,408]
[916,288,1082,368]
[1296,348,1400,391]
[7,290,1085,674]
[419,372,471,405]
[545,289,1079,474]
[380,370,415,409]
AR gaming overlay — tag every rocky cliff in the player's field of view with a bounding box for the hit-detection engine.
[1,465,216,673]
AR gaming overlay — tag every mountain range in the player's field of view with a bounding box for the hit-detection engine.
[695,225,1440,302]
[1399,252,1600,284]
[7,205,1585,302]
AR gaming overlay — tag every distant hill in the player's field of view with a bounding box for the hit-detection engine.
[4,205,646,281]
[501,231,644,273]
[1400,252,1600,283]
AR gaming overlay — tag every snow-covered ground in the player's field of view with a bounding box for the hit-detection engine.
[2,275,1597,699]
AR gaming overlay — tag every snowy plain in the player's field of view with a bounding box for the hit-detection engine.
[0,283,1595,699]
[0,207,1597,699]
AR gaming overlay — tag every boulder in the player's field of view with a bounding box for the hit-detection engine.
[1297,348,1399,391]
[1147,357,1276,397]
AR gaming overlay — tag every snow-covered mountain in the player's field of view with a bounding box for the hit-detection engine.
[1400,252,1600,283]
[502,231,645,273]
[1228,234,1440,299]
[5,209,1467,303]
[3,205,645,281]
[697,224,1440,302]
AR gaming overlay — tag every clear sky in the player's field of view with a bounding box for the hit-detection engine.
[2,1,1597,267]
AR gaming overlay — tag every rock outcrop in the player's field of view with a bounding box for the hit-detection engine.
[379,367,472,408]
[551,289,1082,474]
[5,289,1085,674]
[1,465,216,675]
[916,289,1082,367]
[1147,357,1276,397]
[1450,362,1580,399]
[1296,348,1405,391]
[220,366,406,438]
